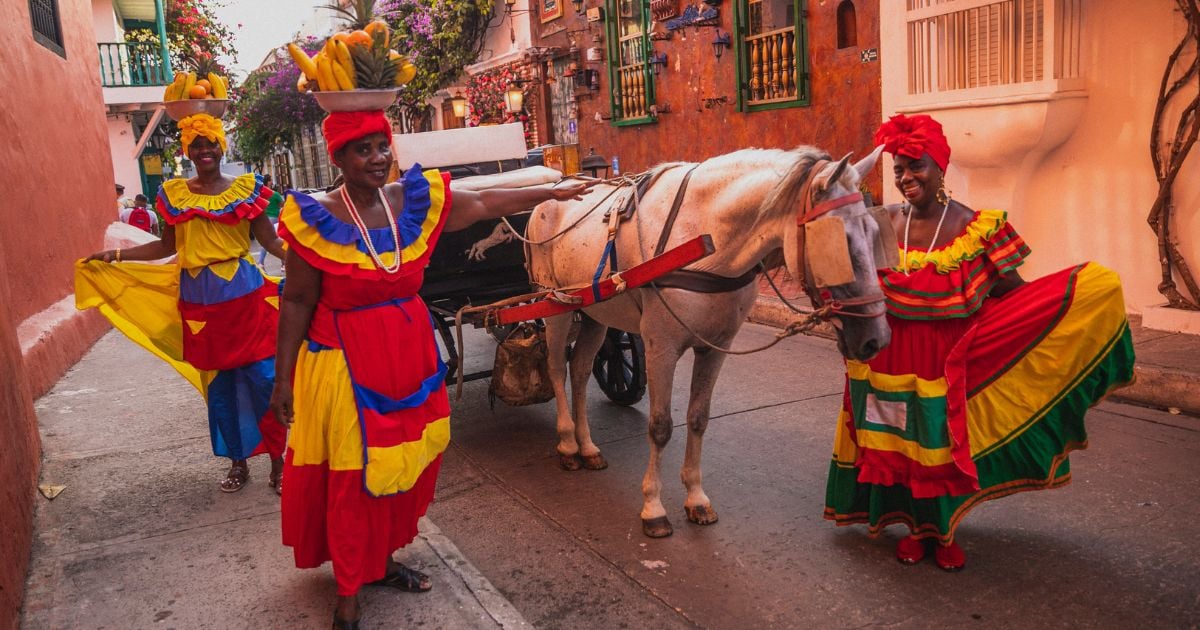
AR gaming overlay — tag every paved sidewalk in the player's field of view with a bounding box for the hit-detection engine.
[751,296,1200,417]
[22,332,527,629]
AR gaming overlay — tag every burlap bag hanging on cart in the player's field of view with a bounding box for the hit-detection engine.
[489,322,556,407]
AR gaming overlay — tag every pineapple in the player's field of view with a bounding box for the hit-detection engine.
[325,0,379,31]
[324,0,399,89]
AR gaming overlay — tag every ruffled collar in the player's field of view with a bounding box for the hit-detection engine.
[895,209,1006,274]
[286,165,431,254]
[158,173,268,222]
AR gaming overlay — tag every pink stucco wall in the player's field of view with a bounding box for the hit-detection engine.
[0,0,117,624]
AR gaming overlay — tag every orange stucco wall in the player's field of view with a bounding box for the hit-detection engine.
[0,0,116,624]
[534,0,882,193]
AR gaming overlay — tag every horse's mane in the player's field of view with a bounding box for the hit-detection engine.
[759,146,831,219]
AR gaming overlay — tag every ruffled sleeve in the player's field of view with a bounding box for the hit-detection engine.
[881,210,1030,320]
[276,165,450,281]
[156,173,272,226]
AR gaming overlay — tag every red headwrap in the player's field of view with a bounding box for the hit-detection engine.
[873,114,951,172]
[322,110,393,158]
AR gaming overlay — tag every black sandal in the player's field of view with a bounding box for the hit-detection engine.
[331,613,360,630]
[369,564,432,593]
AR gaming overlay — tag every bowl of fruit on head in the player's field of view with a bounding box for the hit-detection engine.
[285,0,418,113]
[162,56,231,120]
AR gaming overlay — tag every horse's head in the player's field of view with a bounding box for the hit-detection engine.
[782,146,892,361]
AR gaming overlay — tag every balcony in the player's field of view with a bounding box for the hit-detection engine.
[98,41,171,88]
[99,41,172,109]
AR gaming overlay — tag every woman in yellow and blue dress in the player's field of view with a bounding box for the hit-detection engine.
[823,114,1136,571]
[270,109,591,629]
[78,113,288,493]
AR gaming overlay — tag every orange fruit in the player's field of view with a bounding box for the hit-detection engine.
[331,32,350,44]
[188,84,208,99]
[347,30,372,47]
[365,20,389,46]
[195,79,212,91]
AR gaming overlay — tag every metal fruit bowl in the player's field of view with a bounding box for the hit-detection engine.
[162,99,230,121]
[312,89,400,112]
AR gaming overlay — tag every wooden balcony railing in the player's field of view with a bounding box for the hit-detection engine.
[614,33,650,119]
[98,42,171,88]
[745,26,798,105]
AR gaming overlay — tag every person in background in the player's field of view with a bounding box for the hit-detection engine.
[119,194,159,235]
[115,184,134,214]
[79,113,288,496]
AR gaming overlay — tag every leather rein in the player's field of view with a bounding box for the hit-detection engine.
[794,160,886,321]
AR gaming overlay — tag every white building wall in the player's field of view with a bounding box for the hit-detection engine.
[880,0,1199,314]
[108,116,143,201]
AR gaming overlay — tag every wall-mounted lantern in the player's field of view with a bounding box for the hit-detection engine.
[712,30,731,60]
[649,51,668,75]
[450,90,468,118]
[504,79,532,114]
[571,0,584,13]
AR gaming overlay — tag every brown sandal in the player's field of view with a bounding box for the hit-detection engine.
[219,463,249,493]
[268,469,283,497]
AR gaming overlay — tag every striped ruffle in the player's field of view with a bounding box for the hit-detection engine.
[157,173,273,225]
[278,166,450,281]
[882,211,1030,320]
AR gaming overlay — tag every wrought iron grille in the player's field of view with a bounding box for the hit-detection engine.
[29,0,64,56]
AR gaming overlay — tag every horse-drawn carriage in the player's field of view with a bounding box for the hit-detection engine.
[404,124,648,406]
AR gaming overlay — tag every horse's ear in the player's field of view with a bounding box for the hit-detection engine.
[812,153,853,193]
[853,145,885,182]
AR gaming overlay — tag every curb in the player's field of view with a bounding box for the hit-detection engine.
[748,296,1199,418]
[1113,364,1200,418]
[419,518,530,629]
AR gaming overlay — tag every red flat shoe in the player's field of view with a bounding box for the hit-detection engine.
[935,541,966,572]
[896,536,926,565]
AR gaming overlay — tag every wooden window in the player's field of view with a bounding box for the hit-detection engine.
[29,0,65,57]
[906,0,1082,96]
[605,0,656,125]
[734,0,810,111]
[837,1,857,49]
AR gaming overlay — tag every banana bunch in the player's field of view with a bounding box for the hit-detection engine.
[162,71,229,101]
[288,19,417,93]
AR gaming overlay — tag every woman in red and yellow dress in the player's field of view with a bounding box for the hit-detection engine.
[78,113,287,493]
[823,114,1136,571]
[270,110,591,629]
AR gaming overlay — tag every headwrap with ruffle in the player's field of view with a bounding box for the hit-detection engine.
[873,113,951,172]
[179,113,227,154]
[322,110,393,158]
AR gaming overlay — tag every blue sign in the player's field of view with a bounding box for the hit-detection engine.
[568,119,577,135]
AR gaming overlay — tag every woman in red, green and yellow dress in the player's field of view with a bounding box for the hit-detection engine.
[78,113,288,493]
[823,114,1136,571]
[270,109,591,629]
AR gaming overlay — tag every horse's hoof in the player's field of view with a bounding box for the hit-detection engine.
[642,516,673,538]
[580,453,608,470]
[685,504,719,526]
[558,453,583,471]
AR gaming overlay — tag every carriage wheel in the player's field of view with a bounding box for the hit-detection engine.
[592,330,646,406]
[429,310,460,384]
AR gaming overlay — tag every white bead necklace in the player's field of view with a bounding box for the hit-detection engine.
[901,197,951,276]
[340,185,402,274]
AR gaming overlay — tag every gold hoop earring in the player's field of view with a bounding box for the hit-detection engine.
[935,184,951,206]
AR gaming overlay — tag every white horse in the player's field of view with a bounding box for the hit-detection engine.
[526,146,890,537]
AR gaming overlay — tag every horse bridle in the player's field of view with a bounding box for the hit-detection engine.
[794,160,887,320]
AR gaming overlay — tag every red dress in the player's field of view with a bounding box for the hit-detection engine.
[277,166,452,596]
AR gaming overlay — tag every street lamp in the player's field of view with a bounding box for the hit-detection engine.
[504,79,532,114]
[712,30,731,60]
[450,90,468,118]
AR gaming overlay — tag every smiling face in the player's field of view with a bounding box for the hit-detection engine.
[187,136,224,173]
[893,153,943,209]
[333,132,393,189]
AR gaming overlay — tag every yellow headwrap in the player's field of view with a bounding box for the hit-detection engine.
[179,113,227,154]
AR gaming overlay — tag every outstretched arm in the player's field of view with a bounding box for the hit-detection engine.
[442,180,595,232]
[83,224,177,262]
[990,270,1025,297]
